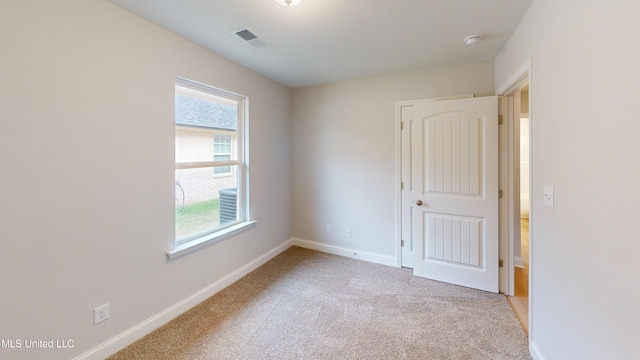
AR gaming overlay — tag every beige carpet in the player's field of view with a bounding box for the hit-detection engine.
[109,247,531,359]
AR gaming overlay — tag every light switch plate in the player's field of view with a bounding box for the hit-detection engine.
[543,186,554,208]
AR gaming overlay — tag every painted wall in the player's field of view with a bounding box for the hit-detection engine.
[495,0,640,359]
[291,61,495,260]
[0,1,291,359]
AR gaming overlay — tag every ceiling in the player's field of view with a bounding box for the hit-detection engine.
[108,0,533,89]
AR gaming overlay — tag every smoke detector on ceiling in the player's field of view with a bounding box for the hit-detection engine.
[463,34,482,46]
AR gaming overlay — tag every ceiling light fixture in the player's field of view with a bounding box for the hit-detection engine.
[463,34,482,46]
[274,0,303,6]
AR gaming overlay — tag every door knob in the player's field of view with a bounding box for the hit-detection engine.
[416,200,423,206]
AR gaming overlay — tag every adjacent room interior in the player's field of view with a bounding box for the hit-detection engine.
[507,85,531,331]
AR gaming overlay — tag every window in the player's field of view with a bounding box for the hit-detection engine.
[170,77,253,258]
[213,134,232,175]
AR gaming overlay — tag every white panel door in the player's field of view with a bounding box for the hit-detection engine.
[411,96,499,293]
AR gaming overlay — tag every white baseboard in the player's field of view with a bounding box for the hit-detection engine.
[530,340,546,360]
[75,238,397,359]
[514,256,524,268]
[290,237,398,267]
[72,239,294,360]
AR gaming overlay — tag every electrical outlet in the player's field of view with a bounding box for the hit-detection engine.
[94,303,109,325]
[326,224,332,233]
[346,227,351,237]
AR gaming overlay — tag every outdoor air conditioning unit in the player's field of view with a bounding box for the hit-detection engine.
[219,187,237,225]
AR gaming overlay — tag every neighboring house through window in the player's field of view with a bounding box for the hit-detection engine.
[213,134,232,175]
[170,77,252,258]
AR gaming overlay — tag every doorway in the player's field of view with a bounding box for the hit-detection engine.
[495,60,533,338]
[507,85,530,331]
[397,62,533,335]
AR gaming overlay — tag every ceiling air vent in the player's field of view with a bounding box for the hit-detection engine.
[232,28,267,48]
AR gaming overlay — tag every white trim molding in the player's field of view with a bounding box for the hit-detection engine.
[167,220,258,259]
[73,239,293,360]
[496,57,534,355]
[291,237,398,267]
[530,340,546,360]
[73,237,403,359]
[497,59,532,96]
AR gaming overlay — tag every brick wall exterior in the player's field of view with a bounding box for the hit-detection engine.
[175,127,237,205]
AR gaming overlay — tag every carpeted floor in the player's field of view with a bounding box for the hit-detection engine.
[109,247,531,359]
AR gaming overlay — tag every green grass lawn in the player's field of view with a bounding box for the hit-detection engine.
[176,198,220,240]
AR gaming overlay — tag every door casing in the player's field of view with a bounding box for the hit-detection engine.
[496,59,533,344]
[396,59,532,301]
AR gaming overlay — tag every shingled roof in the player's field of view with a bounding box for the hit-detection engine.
[175,94,237,131]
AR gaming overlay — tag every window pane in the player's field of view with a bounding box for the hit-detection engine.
[174,79,247,248]
[175,165,239,241]
[214,167,231,175]
[214,134,232,156]
[175,92,237,163]
[213,155,231,161]
[213,154,231,174]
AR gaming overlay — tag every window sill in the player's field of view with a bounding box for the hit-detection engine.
[166,220,257,260]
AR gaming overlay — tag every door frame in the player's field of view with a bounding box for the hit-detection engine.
[395,59,533,338]
[496,58,533,342]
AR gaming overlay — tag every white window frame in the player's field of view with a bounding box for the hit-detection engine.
[168,77,255,259]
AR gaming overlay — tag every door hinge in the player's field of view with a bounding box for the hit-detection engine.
[499,189,503,199]
[401,239,405,247]
[498,115,503,125]
[401,182,404,190]
[499,259,504,268]
[401,121,404,130]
